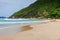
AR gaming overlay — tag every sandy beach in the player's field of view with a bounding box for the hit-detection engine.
[0,19,60,40]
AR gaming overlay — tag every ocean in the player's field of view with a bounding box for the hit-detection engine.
[0,18,49,36]
[0,18,43,23]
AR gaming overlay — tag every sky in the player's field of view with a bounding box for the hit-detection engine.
[0,0,36,17]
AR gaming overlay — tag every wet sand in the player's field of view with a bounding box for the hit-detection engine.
[0,19,60,40]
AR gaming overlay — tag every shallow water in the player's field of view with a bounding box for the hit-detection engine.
[0,19,49,36]
[0,19,43,22]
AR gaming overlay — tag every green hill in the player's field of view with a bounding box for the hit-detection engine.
[10,0,60,19]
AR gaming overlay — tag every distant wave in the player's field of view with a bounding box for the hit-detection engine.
[0,19,50,24]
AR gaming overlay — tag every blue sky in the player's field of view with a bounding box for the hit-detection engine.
[0,0,36,17]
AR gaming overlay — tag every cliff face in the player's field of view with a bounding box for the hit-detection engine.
[10,0,60,18]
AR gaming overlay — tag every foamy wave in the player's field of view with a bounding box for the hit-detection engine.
[0,20,50,24]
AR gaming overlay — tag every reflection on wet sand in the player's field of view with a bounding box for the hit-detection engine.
[21,25,33,31]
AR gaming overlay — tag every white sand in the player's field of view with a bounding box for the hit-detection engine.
[0,19,60,40]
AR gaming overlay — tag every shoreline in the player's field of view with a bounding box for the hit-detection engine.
[0,19,60,40]
[0,19,50,36]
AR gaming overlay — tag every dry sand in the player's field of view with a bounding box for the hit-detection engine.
[0,19,60,40]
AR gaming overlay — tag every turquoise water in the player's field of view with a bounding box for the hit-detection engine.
[0,18,49,36]
[0,19,43,22]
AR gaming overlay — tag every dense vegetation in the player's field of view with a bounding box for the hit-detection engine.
[10,0,60,19]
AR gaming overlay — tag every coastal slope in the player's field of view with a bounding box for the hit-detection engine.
[10,0,60,18]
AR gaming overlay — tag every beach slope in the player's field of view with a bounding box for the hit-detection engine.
[0,20,60,40]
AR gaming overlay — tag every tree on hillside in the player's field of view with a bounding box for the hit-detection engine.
[10,0,60,19]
